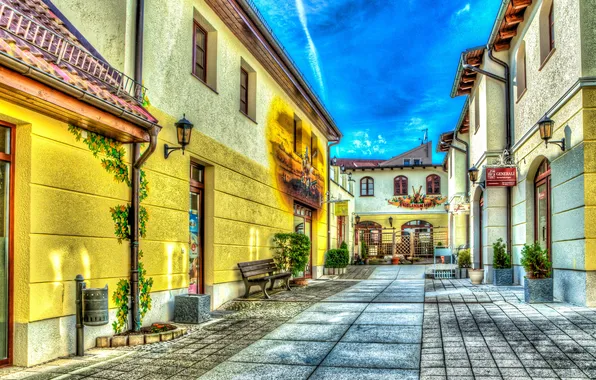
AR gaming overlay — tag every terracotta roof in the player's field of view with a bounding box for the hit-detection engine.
[0,0,157,124]
[451,46,485,98]
[489,0,533,52]
[335,158,385,169]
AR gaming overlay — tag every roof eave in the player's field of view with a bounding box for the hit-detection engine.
[488,0,512,48]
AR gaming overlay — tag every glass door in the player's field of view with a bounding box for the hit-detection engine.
[0,122,13,365]
[188,163,204,294]
[535,159,551,259]
[293,203,313,278]
[479,194,484,269]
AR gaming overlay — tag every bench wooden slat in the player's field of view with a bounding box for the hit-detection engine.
[238,262,276,273]
[237,258,274,267]
[237,258,291,299]
[241,267,278,278]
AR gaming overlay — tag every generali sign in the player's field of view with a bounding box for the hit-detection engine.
[486,167,517,187]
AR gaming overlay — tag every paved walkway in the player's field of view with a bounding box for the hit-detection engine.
[3,265,596,379]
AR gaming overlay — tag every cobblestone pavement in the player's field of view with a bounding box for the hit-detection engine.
[3,266,596,379]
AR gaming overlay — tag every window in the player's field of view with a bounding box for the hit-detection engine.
[404,159,411,166]
[394,176,408,196]
[516,42,527,99]
[360,177,374,196]
[240,59,257,120]
[474,94,480,133]
[311,133,318,164]
[193,23,207,81]
[414,159,421,165]
[539,1,555,65]
[240,68,248,115]
[192,12,218,90]
[426,174,441,195]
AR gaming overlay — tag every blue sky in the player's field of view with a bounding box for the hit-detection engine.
[252,0,500,162]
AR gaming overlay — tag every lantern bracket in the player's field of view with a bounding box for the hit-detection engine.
[545,138,565,152]
[164,144,183,159]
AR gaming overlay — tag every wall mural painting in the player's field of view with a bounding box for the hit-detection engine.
[267,97,324,210]
[388,186,447,209]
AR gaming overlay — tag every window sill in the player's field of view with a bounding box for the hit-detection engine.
[191,73,219,94]
[239,110,258,124]
[359,195,375,197]
[539,48,556,71]
[516,88,527,104]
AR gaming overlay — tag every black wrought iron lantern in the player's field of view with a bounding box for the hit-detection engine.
[388,216,393,227]
[165,114,194,158]
[355,214,361,224]
[538,115,565,151]
[444,202,450,213]
[468,166,479,184]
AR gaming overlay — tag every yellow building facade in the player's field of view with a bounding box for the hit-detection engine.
[0,0,340,366]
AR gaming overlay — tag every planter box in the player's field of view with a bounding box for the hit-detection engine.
[469,269,484,285]
[96,336,110,348]
[160,331,173,341]
[524,277,553,303]
[145,333,161,344]
[493,268,513,286]
[459,268,468,279]
[174,294,211,324]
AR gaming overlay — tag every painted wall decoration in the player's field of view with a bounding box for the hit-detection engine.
[267,97,324,210]
[388,186,447,209]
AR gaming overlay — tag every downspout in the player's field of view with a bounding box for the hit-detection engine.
[327,140,340,254]
[487,46,513,256]
[130,0,146,332]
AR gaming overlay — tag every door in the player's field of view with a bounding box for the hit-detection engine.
[293,203,313,278]
[535,159,551,259]
[478,194,484,269]
[188,163,204,294]
[0,121,13,366]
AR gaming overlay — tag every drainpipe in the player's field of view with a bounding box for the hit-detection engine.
[463,46,513,255]
[327,140,340,254]
[487,46,513,256]
[130,0,146,332]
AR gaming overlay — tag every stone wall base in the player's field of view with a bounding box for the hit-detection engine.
[14,288,186,367]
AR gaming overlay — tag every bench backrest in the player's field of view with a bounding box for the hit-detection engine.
[237,258,278,278]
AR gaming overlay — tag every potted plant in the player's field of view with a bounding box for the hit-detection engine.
[361,241,369,265]
[271,232,311,286]
[469,266,484,285]
[458,249,471,278]
[521,242,552,303]
[492,238,512,286]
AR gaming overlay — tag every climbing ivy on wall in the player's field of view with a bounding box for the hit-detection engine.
[68,125,153,332]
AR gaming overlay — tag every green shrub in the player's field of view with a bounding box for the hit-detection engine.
[361,241,369,260]
[458,249,471,268]
[492,238,511,269]
[326,247,349,268]
[271,233,311,277]
[521,242,551,279]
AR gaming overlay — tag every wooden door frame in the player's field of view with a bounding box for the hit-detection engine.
[479,194,484,269]
[293,202,313,279]
[190,162,205,294]
[0,120,14,367]
[534,161,552,261]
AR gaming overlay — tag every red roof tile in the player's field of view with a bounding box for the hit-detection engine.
[0,0,157,124]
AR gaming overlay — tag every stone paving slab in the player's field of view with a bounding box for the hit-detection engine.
[198,362,314,380]
[227,339,335,366]
[354,312,423,326]
[342,325,422,344]
[263,323,350,341]
[288,311,361,325]
[321,342,421,369]
[309,366,419,379]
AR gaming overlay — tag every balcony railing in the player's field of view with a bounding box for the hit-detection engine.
[0,1,146,104]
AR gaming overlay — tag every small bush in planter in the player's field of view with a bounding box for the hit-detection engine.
[271,232,311,278]
[492,238,512,286]
[520,242,552,303]
[458,249,471,268]
[325,248,349,274]
[361,241,369,263]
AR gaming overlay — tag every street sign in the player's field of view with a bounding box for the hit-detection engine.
[334,201,349,216]
[486,167,517,187]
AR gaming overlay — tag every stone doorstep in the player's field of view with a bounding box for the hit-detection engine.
[96,326,189,348]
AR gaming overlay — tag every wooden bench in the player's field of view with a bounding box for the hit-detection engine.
[237,259,291,299]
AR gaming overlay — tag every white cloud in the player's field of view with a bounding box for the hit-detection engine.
[345,130,387,156]
[455,3,470,16]
[295,0,326,100]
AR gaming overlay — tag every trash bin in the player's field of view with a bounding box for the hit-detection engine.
[82,286,109,326]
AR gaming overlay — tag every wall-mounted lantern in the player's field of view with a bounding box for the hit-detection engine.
[538,115,565,151]
[340,164,346,173]
[388,216,393,227]
[332,156,337,165]
[468,166,479,184]
[164,114,194,158]
[355,214,361,224]
[348,172,355,183]
[444,202,450,213]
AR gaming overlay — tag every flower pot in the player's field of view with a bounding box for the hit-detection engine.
[524,277,553,303]
[459,268,468,279]
[493,268,513,286]
[469,269,484,285]
[293,278,309,286]
[391,257,400,265]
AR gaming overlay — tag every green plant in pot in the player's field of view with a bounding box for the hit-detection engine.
[521,242,552,303]
[492,238,512,286]
[361,241,369,264]
[272,232,311,285]
[457,249,471,279]
[325,247,349,275]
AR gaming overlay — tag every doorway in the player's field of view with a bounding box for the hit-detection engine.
[0,121,14,366]
[535,159,551,259]
[478,193,484,269]
[293,203,313,278]
[188,163,205,294]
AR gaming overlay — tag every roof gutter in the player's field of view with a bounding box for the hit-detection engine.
[327,139,340,254]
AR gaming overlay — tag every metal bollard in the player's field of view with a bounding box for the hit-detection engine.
[75,274,86,356]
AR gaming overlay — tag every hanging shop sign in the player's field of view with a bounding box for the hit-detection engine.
[486,167,517,187]
[334,201,349,216]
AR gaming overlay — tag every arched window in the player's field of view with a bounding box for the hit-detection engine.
[426,175,441,195]
[394,176,408,196]
[360,177,374,196]
[535,159,551,260]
